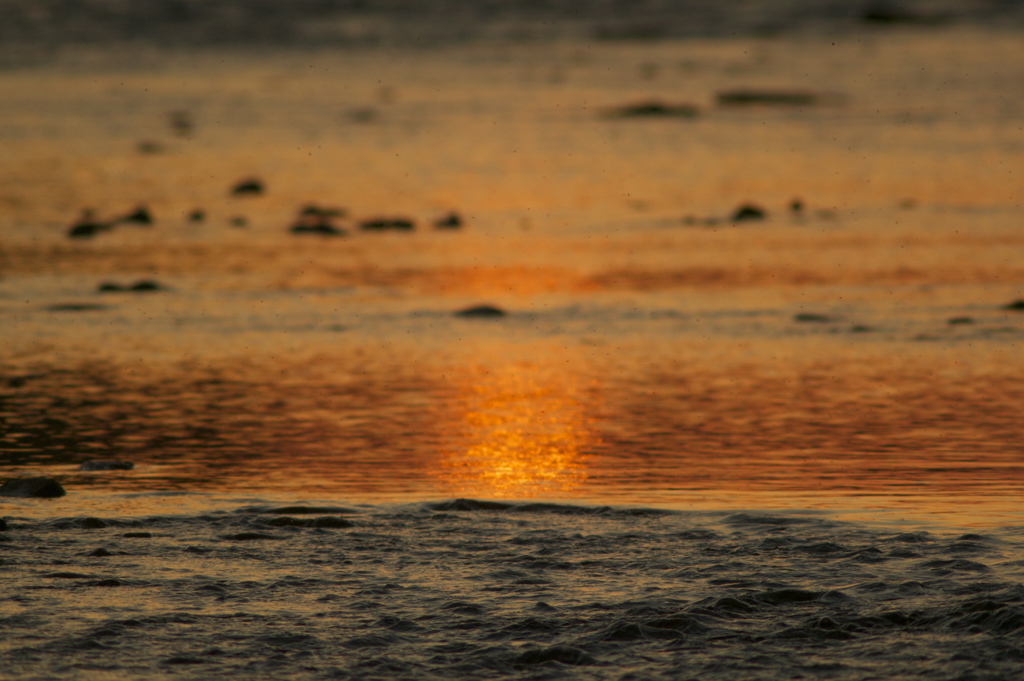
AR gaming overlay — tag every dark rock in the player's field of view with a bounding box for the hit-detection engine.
[231,178,264,196]
[850,324,873,333]
[360,217,415,231]
[0,519,7,531]
[789,198,804,213]
[948,317,974,325]
[67,210,111,239]
[6,373,44,388]
[47,303,107,312]
[122,532,152,538]
[97,281,163,294]
[65,214,103,237]
[717,90,822,106]
[116,205,153,226]
[795,313,832,323]
[605,100,699,118]
[229,216,248,227]
[300,204,346,219]
[731,203,767,222]
[187,208,206,223]
[80,460,134,471]
[454,305,507,318]
[1002,300,1024,311]
[0,476,66,498]
[434,211,464,229]
[289,217,346,236]
[89,548,113,557]
[90,579,125,587]
[97,282,126,293]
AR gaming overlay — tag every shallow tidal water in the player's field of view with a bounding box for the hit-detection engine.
[3,501,1024,680]
[2,13,1024,679]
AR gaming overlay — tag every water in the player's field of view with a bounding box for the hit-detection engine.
[2,8,1024,678]
[3,503,1024,680]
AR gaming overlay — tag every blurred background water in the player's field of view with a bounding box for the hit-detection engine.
[1,0,1023,525]
[3,0,1024,50]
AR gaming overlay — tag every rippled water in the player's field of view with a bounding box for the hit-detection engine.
[3,502,1024,680]
[2,26,1024,524]
[1,20,1024,678]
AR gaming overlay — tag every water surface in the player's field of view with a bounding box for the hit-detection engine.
[1,28,1023,527]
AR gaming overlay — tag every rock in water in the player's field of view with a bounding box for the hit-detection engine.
[604,100,700,118]
[290,222,346,236]
[360,217,415,231]
[98,282,126,293]
[433,212,463,229]
[80,460,134,471]
[794,313,832,323]
[731,203,766,222]
[231,178,265,196]
[289,206,347,236]
[0,477,66,498]
[454,305,507,318]
[67,209,111,239]
[116,205,153,225]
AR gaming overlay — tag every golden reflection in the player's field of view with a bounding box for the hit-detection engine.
[434,355,594,498]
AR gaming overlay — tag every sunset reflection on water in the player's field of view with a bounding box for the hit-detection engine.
[1,29,1024,529]
[433,356,594,498]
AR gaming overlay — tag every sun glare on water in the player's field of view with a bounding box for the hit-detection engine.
[434,358,594,498]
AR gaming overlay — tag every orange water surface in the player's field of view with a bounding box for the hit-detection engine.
[1,29,1023,526]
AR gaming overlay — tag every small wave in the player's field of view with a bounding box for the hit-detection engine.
[3,501,1024,679]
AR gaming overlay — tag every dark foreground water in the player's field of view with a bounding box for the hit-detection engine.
[3,500,1024,680]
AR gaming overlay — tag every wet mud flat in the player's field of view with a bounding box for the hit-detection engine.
[2,500,1024,680]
